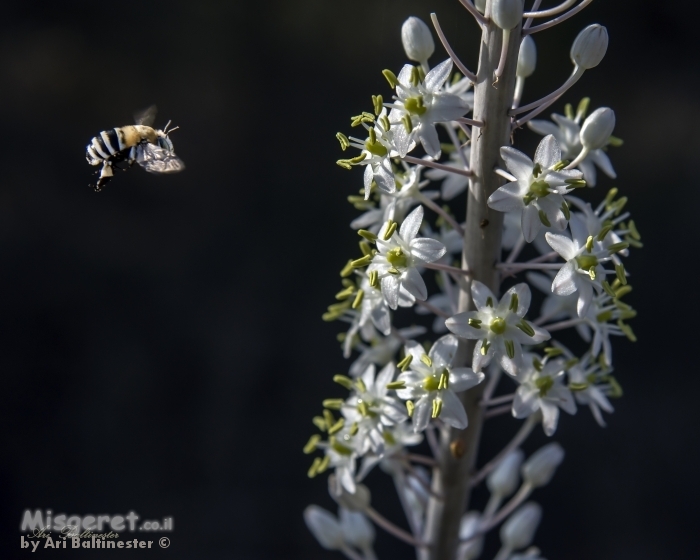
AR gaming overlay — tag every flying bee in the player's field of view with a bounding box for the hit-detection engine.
[85,105,184,191]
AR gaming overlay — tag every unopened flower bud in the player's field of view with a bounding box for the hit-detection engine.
[475,0,486,14]
[580,107,615,150]
[329,475,372,511]
[517,36,536,78]
[401,17,435,64]
[487,449,524,497]
[339,508,375,551]
[458,512,484,560]
[522,442,565,487]
[570,24,608,69]
[492,0,523,30]
[304,505,343,550]
[500,502,542,550]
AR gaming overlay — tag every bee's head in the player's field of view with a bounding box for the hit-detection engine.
[156,120,180,152]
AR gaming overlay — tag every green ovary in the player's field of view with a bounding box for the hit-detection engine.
[576,254,598,270]
[489,317,506,335]
[387,247,408,268]
[423,375,440,391]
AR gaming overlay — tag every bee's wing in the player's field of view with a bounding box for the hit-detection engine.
[136,144,185,174]
[134,105,158,126]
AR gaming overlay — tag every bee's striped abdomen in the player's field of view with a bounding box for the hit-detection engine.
[86,128,126,164]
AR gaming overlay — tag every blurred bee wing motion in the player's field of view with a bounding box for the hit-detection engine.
[134,105,158,126]
[136,143,185,174]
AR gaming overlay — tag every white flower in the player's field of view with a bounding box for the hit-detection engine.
[488,135,583,243]
[342,108,404,198]
[395,334,484,432]
[369,205,446,309]
[545,212,617,317]
[446,281,550,375]
[564,350,616,427]
[341,363,407,454]
[318,425,362,494]
[511,354,576,436]
[357,275,392,336]
[389,59,471,158]
[528,108,617,186]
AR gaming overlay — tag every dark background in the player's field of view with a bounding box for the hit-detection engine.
[0,0,696,558]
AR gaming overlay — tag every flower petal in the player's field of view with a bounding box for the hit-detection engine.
[501,146,534,183]
[429,334,459,368]
[419,123,441,159]
[471,280,496,312]
[445,311,483,339]
[545,232,577,260]
[488,182,526,213]
[410,237,447,263]
[440,390,468,429]
[400,205,424,243]
[551,261,577,296]
[381,275,400,309]
[521,203,541,243]
[425,59,453,91]
[534,135,562,169]
[449,367,484,391]
[402,267,428,301]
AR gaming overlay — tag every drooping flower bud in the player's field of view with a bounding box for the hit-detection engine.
[304,506,344,550]
[401,17,435,64]
[521,442,565,487]
[500,502,542,550]
[570,24,608,69]
[516,36,537,78]
[492,0,523,30]
[329,475,372,511]
[339,508,375,552]
[487,448,524,497]
[458,512,484,560]
[580,107,615,150]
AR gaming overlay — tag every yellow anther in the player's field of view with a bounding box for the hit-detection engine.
[358,229,377,242]
[351,255,372,268]
[383,220,397,240]
[386,381,406,390]
[352,289,365,309]
[615,263,627,285]
[504,339,515,359]
[544,347,563,357]
[397,354,413,372]
[406,400,415,417]
[402,114,413,133]
[355,378,367,393]
[312,416,326,431]
[420,354,432,367]
[336,132,350,150]
[382,69,398,88]
[509,293,519,312]
[307,457,322,478]
[438,371,449,390]
[564,103,574,120]
[304,434,321,454]
[368,270,379,289]
[317,455,330,474]
[333,374,354,390]
[328,418,345,436]
[431,398,443,418]
[335,286,355,300]
[323,409,335,428]
[586,235,594,253]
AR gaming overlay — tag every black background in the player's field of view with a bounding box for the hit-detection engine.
[1,1,697,558]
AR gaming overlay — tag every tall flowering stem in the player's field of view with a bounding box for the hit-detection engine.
[304,2,637,560]
[420,5,523,559]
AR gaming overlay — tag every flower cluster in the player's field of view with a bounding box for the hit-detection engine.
[306,7,638,559]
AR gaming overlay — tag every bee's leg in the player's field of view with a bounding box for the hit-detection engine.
[127,145,138,167]
[94,161,114,192]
